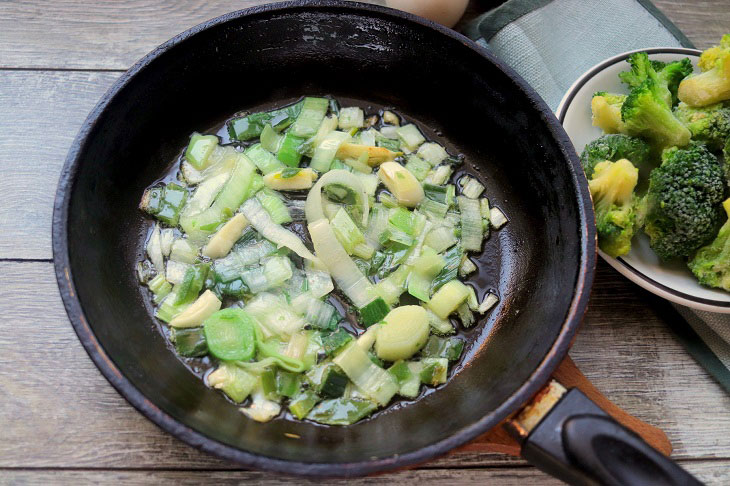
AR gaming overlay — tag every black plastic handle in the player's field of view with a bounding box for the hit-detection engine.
[521,388,703,486]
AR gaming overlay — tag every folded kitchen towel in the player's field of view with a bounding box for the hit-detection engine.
[463,0,730,393]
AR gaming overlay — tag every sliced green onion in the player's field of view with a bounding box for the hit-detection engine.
[457,196,483,252]
[373,264,411,306]
[289,389,320,419]
[203,308,256,361]
[359,297,390,327]
[147,273,172,304]
[307,397,376,425]
[276,132,307,167]
[424,165,453,185]
[407,247,446,302]
[364,204,389,248]
[207,363,258,403]
[419,198,449,219]
[228,101,303,141]
[140,182,189,227]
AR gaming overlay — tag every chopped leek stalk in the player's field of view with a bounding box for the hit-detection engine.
[457,196,483,252]
[456,301,475,327]
[345,154,372,174]
[323,328,354,356]
[289,389,320,419]
[424,307,456,335]
[169,290,222,328]
[424,164,453,185]
[421,336,464,361]
[290,97,329,138]
[417,142,448,166]
[146,224,164,273]
[378,162,425,207]
[147,273,172,304]
[466,284,479,311]
[160,228,175,257]
[331,207,366,255]
[305,263,334,298]
[373,264,411,306]
[307,397,377,425]
[260,123,283,153]
[173,264,208,305]
[490,207,508,229]
[208,363,258,403]
[407,248,446,301]
[169,238,199,264]
[359,297,390,327]
[305,169,370,227]
[405,155,431,181]
[241,392,282,422]
[418,358,448,385]
[336,143,400,166]
[352,241,376,260]
[311,131,351,172]
[140,182,188,226]
[245,143,285,175]
[312,114,339,149]
[165,260,190,285]
[228,101,303,141]
[256,188,292,225]
[358,128,378,147]
[478,292,499,314]
[460,175,485,199]
[313,363,349,398]
[480,198,490,218]
[419,198,449,219]
[308,219,374,308]
[338,107,365,129]
[428,280,470,319]
[376,133,401,152]
[396,124,426,151]
[292,293,336,330]
[185,133,219,170]
[246,293,306,339]
[276,132,307,167]
[202,213,249,259]
[241,198,320,264]
[172,327,208,357]
[356,173,379,196]
[425,226,457,253]
[459,255,477,277]
[375,306,429,361]
[333,342,398,406]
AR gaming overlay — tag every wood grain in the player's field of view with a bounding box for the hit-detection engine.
[654,0,730,49]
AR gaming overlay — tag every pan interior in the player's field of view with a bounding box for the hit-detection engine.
[64,6,585,464]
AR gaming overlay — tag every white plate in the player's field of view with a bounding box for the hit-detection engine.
[556,47,730,314]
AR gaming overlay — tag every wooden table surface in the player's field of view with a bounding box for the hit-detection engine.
[2,0,730,484]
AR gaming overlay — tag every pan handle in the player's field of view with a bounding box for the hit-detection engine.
[516,387,702,486]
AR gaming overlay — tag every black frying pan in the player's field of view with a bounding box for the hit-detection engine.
[52,2,701,484]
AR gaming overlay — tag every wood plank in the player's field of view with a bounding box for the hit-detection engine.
[0,459,728,485]
[0,71,119,259]
[0,1,725,70]
[0,261,728,471]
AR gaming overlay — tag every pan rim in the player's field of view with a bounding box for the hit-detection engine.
[52,0,596,477]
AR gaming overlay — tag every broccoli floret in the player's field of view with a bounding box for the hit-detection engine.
[619,52,693,107]
[644,142,725,260]
[580,134,652,178]
[674,101,730,150]
[725,137,730,180]
[688,198,730,291]
[591,92,627,134]
[621,78,692,149]
[678,34,730,107]
[588,159,639,257]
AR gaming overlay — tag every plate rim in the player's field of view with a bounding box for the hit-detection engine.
[556,47,730,314]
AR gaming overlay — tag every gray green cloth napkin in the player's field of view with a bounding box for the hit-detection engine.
[463,0,730,393]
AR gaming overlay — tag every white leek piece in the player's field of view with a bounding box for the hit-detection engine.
[333,343,398,406]
[169,290,222,328]
[305,169,370,226]
[375,306,429,361]
[146,224,164,273]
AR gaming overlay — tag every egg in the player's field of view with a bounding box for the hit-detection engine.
[386,0,469,28]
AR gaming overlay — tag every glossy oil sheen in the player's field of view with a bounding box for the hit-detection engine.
[53,1,595,476]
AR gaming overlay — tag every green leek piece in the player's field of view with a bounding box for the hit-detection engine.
[140,182,188,226]
[338,107,364,130]
[171,327,208,357]
[359,297,390,327]
[420,336,464,361]
[419,358,448,385]
[396,124,426,151]
[431,245,462,292]
[424,226,457,254]
[322,328,354,357]
[290,97,330,138]
[387,360,412,384]
[185,133,219,170]
[276,132,307,167]
[289,389,320,419]
[417,142,449,166]
[419,198,449,219]
[333,343,398,406]
[388,207,415,235]
[255,334,307,373]
[315,363,349,398]
[208,363,258,403]
[379,226,415,249]
[375,306,430,361]
[399,362,423,398]
[331,207,365,254]
[460,176,485,199]
[425,307,456,335]
[256,188,292,224]
[379,193,399,209]
[456,301,475,327]
[173,264,209,305]
[147,273,172,304]
[405,155,431,181]
[407,248,446,302]
[211,278,248,300]
[311,131,351,172]
[458,196,483,252]
[155,290,187,323]
[203,308,256,361]
[259,368,279,400]
[276,370,301,398]
[428,280,470,319]
[376,134,401,152]
[260,124,283,153]
[228,101,304,141]
[245,143,285,175]
[307,398,377,425]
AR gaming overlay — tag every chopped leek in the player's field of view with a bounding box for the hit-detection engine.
[185,133,219,170]
[203,308,256,361]
[228,101,303,141]
[460,175,485,199]
[245,143,285,175]
[208,363,258,403]
[428,280,470,319]
[140,183,188,226]
[172,327,208,357]
[378,162,424,207]
[479,292,499,314]
[290,97,329,138]
[276,132,307,167]
[338,107,365,129]
[307,397,376,425]
[310,131,351,172]
[396,124,425,151]
[256,188,292,225]
[417,142,448,166]
[375,306,429,361]
[330,207,365,255]
[457,196,483,252]
[333,343,398,406]
[490,207,508,229]
[405,155,431,181]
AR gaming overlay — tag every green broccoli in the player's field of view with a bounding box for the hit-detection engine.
[644,142,725,260]
[591,92,628,134]
[688,198,730,291]
[678,34,730,107]
[621,78,692,149]
[580,134,652,178]
[674,101,730,150]
[619,52,692,106]
[588,159,639,257]
[725,137,730,180]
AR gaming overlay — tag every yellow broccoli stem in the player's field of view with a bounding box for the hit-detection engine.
[678,54,730,107]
